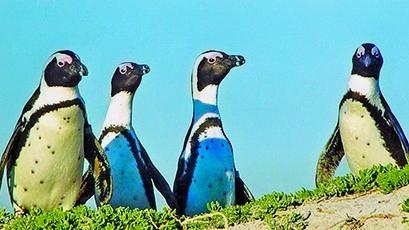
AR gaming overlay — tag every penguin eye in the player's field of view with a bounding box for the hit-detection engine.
[371,47,380,58]
[57,61,65,68]
[356,46,365,58]
[207,58,216,64]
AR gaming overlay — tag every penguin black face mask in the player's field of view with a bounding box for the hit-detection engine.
[111,62,150,96]
[351,43,383,79]
[196,51,245,91]
[44,50,88,87]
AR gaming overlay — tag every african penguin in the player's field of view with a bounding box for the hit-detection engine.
[0,50,112,214]
[77,62,177,210]
[315,43,409,185]
[173,50,254,216]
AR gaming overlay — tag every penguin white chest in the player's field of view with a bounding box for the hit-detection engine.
[11,105,85,210]
[339,99,396,173]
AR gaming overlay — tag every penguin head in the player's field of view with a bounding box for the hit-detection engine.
[44,50,88,87]
[351,43,383,79]
[193,50,245,91]
[111,62,150,96]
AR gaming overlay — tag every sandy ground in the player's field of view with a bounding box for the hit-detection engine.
[293,185,409,229]
[226,185,409,229]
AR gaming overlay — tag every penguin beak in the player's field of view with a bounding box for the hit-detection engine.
[360,54,373,68]
[141,64,150,75]
[79,63,88,77]
[224,55,246,68]
[136,64,150,76]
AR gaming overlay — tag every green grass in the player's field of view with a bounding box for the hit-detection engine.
[402,197,409,225]
[403,197,409,213]
[1,164,409,229]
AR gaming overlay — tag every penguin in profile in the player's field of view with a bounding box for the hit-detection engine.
[316,43,409,185]
[77,62,177,210]
[173,50,254,216]
[0,50,112,214]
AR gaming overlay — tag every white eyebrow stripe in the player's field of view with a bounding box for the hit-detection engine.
[119,63,134,71]
[56,54,73,64]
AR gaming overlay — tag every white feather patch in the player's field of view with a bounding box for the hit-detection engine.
[102,91,133,128]
[347,74,384,113]
[339,99,397,173]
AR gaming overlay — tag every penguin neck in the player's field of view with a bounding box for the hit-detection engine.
[347,74,380,97]
[192,85,220,122]
[39,77,81,103]
[192,99,220,122]
[103,91,134,128]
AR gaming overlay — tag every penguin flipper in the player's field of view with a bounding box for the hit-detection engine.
[0,123,23,190]
[315,123,344,186]
[380,94,409,164]
[234,170,254,205]
[83,124,112,205]
[173,153,189,214]
[139,144,178,210]
[75,167,94,206]
[1,88,39,190]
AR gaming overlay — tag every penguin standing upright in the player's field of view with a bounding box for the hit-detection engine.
[316,43,409,185]
[0,50,112,213]
[173,50,254,216]
[76,62,177,210]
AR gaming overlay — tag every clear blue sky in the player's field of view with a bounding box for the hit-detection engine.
[1,1,409,210]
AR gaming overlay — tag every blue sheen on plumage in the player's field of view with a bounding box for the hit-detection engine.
[193,99,219,122]
[184,138,235,215]
[103,130,150,208]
